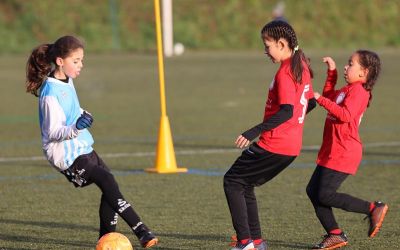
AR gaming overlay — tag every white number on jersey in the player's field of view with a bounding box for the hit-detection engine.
[298,84,310,124]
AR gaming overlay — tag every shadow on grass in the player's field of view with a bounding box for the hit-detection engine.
[156,232,311,249]
[0,233,93,248]
[1,220,316,249]
[269,239,312,249]
[157,232,224,241]
[0,219,97,248]
[0,218,97,232]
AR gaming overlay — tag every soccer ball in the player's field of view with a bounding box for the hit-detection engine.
[173,43,185,56]
[96,232,133,250]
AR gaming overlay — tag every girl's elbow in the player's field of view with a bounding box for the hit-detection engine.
[339,113,352,123]
[48,131,62,141]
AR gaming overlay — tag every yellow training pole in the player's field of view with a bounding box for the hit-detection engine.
[146,0,187,173]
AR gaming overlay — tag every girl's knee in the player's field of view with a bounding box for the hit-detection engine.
[306,184,316,199]
[317,189,336,206]
[223,176,244,195]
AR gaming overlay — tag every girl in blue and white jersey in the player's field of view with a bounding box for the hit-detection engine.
[26,35,158,248]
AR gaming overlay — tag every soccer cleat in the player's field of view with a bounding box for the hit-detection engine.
[367,201,389,238]
[229,235,267,250]
[254,240,268,250]
[139,231,158,248]
[134,223,158,248]
[312,233,348,249]
[231,239,256,250]
[229,235,238,247]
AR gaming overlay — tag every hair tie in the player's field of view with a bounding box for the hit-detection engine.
[294,45,299,52]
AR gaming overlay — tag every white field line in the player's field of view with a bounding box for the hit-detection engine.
[1,141,399,163]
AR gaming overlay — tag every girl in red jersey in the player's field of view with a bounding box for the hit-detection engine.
[224,20,315,250]
[307,51,387,250]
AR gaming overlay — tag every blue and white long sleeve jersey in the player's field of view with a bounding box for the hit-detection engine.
[39,77,94,171]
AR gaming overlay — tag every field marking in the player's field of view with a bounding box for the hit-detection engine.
[0,148,238,163]
[0,141,399,163]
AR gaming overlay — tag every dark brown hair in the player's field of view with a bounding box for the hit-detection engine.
[261,20,313,83]
[356,50,381,107]
[26,35,84,96]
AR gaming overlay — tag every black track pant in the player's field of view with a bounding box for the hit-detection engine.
[62,151,143,238]
[306,165,370,233]
[223,143,296,240]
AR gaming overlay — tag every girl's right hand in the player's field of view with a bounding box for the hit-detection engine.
[235,135,250,149]
[323,57,336,70]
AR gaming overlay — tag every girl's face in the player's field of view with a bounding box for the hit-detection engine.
[262,36,290,63]
[344,53,367,84]
[55,48,84,79]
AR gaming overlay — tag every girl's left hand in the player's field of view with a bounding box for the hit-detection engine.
[323,57,336,70]
[314,92,321,100]
[235,135,250,148]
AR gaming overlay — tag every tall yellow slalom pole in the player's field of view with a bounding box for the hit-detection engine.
[146,0,187,173]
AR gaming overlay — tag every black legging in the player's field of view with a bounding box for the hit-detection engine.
[224,143,295,240]
[306,165,370,233]
[67,151,142,238]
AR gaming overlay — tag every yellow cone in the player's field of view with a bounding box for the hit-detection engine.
[146,116,187,173]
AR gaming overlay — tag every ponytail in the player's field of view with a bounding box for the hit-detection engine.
[291,48,313,83]
[26,44,53,97]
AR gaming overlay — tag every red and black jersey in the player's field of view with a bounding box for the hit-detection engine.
[257,58,314,156]
[316,69,370,175]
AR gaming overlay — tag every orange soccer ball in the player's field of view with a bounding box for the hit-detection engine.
[96,232,133,250]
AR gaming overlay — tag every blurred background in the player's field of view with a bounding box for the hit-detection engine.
[0,0,399,54]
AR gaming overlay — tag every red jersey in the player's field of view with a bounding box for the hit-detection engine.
[257,58,313,156]
[316,70,370,175]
